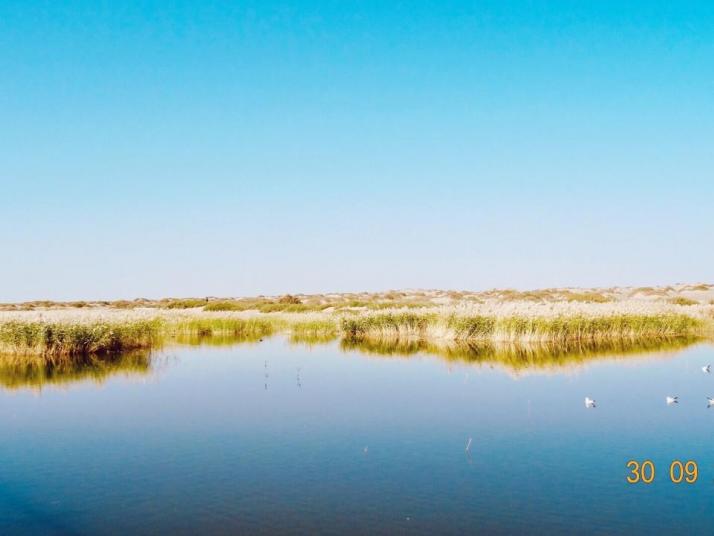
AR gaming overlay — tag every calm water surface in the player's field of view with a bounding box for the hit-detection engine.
[2,338,714,535]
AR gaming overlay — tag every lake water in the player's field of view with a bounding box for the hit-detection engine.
[2,338,714,535]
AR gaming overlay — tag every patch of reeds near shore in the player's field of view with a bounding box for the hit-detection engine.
[168,317,279,341]
[0,320,162,361]
[288,319,339,344]
[341,312,703,343]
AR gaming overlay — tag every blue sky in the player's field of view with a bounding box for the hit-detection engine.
[1,1,712,300]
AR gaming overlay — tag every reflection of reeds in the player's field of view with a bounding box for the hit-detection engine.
[339,337,699,371]
[172,332,265,347]
[0,350,152,390]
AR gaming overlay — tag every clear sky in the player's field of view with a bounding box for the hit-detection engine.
[1,1,712,301]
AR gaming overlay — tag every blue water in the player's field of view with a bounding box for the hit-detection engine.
[1,339,714,535]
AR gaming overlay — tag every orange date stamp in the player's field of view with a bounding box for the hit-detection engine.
[626,460,698,484]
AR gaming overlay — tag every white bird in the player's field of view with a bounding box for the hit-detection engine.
[666,396,679,405]
[465,437,473,452]
[703,365,711,374]
[707,398,714,408]
[584,397,596,408]
[363,446,369,454]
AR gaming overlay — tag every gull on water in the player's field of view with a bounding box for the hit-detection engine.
[708,397,714,408]
[666,396,679,405]
[465,438,473,452]
[703,365,711,374]
[584,397,596,408]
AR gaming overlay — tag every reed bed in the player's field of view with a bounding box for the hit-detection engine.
[341,312,703,343]
[0,319,162,361]
[288,319,339,344]
[0,298,709,362]
[168,317,279,340]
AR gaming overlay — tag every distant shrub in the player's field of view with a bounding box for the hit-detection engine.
[669,297,698,306]
[365,301,434,310]
[631,287,668,297]
[166,299,207,309]
[203,301,247,312]
[447,291,466,300]
[278,295,302,304]
[340,300,369,308]
[258,302,310,313]
[561,291,611,303]
[682,284,710,291]
[498,289,554,302]
[110,300,139,309]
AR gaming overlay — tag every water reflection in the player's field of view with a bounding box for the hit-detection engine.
[339,336,700,372]
[289,332,340,345]
[0,334,702,392]
[0,351,153,391]
[173,332,266,347]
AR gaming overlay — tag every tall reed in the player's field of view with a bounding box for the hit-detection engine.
[168,317,278,340]
[341,313,702,343]
[289,319,339,344]
[0,319,162,360]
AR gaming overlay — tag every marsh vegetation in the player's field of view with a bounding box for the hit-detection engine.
[0,285,711,369]
[341,313,702,343]
[0,319,161,361]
